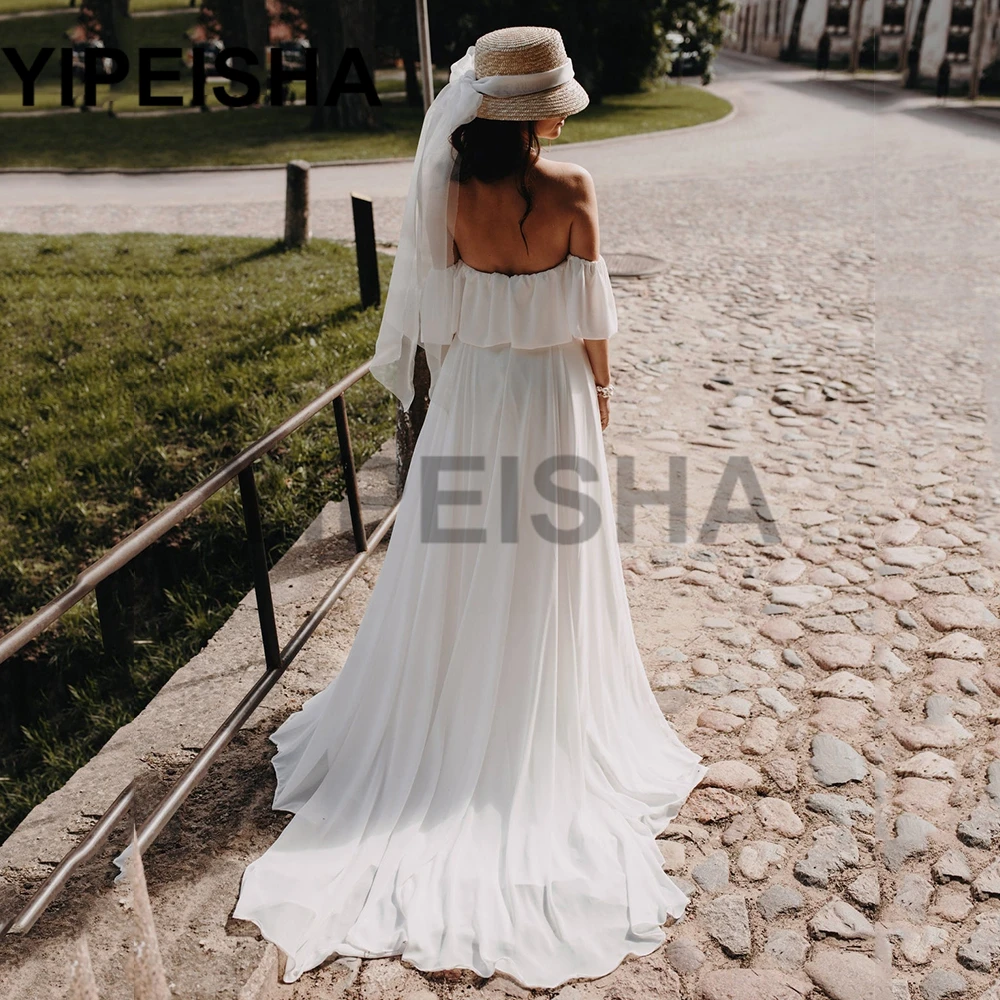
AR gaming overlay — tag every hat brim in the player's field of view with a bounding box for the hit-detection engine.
[476,78,590,122]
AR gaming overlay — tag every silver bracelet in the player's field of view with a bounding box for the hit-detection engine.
[595,382,615,399]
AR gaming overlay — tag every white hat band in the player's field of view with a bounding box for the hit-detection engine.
[471,59,575,99]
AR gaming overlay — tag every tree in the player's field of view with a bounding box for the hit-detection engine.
[904,0,934,87]
[79,0,137,93]
[657,0,736,77]
[783,0,809,59]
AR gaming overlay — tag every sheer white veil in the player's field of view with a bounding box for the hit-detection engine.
[368,47,481,410]
[369,45,578,409]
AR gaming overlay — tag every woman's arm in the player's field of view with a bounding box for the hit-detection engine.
[568,167,611,430]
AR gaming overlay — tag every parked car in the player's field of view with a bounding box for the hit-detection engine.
[267,40,312,102]
[270,39,312,73]
[674,50,709,76]
[71,40,115,81]
[185,39,225,75]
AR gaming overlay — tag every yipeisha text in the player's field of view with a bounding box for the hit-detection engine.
[0,45,380,108]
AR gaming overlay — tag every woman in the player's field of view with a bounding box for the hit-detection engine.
[233,26,708,989]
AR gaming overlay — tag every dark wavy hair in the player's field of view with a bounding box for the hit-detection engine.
[450,118,541,251]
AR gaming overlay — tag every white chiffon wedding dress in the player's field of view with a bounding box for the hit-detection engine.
[232,252,709,988]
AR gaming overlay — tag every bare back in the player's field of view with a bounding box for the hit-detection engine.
[452,156,600,276]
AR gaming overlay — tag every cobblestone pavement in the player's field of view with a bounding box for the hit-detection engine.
[3,53,999,1000]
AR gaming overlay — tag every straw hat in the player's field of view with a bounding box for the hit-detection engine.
[474,26,590,122]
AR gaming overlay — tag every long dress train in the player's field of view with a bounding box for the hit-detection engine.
[232,254,709,988]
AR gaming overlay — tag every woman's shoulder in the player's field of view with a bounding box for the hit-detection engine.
[533,157,595,201]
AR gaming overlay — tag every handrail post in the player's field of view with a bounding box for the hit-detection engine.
[238,466,282,673]
[351,193,380,309]
[332,395,367,553]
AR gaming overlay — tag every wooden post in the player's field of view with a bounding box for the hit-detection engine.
[351,193,380,308]
[284,160,310,248]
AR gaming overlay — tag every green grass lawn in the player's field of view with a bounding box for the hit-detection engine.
[0,7,731,168]
[0,232,395,839]
[0,83,730,169]
[0,0,194,13]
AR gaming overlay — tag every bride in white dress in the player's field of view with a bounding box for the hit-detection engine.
[232,26,708,989]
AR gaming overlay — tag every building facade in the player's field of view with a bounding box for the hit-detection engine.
[722,0,1000,88]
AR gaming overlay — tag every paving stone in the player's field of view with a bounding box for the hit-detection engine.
[918,969,968,1000]
[932,884,973,922]
[691,850,731,893]
[866,578,920,604]
[894,751,960,781]
[802,614,856,633]
[742,716,781,755]
[805,947,895,1000]
[794,825,860,887]
[882,546,947,569]
[890,922,950,965]
[893,873,933,917]
[756,797,805,837]
[756,884,805,921]
[956,798,1000,849]
[766,559,808,584]
[696,968,813,1000]
[702,760,764,791]
[763,758,799,791]
[880,520,921,545]
[872,642,912,680]
[683,788,748,823]
[846,871,881,908]
[918,576,973,596]
[932,849,973,883]
[769,585,833,608]
[956,911,1000,971]
[811,696,872,734]
[810,733,868,785]
[920,595,1000,632]
[808,635,874,671]
[700,894,751,957]
[749,649,781,670]
[721,808,755,846]
[759,617,805,642]
[971,857,1000,899]
[757,686,798,719]
[811,671,876,702]
[806,792,875,828]
[698,709,747,732]
[764,928,811,969]
[738,840,787,880]
[664,937,705,975]
[808,898,876,939]
[658,839,686,872]
[882,813,938,872]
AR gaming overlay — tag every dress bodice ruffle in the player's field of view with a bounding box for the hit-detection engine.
[419,254,618,350]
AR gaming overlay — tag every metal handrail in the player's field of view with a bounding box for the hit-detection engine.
[0,356,400,936]
[0,360,374,668]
